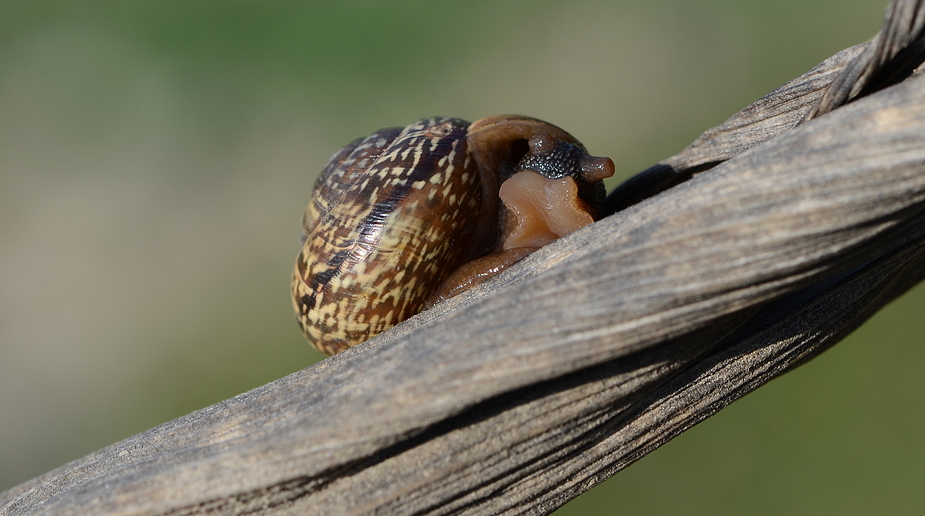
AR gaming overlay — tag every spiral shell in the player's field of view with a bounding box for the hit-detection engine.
[292,115,614,355]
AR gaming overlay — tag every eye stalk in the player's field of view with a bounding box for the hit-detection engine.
[517,132,616,182]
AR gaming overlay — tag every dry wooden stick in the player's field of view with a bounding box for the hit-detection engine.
[4,1,925,514]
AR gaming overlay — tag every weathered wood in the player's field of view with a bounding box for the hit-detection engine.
[604,43,869,213]
[808,0,925,119]
[4,1,925,514]
[607,0,925,212]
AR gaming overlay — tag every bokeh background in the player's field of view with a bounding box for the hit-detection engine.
[2,0,923,513]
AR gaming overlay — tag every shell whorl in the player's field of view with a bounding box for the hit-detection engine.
[292,117,481,355]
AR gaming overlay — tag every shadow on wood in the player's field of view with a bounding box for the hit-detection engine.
[3,0,925,514]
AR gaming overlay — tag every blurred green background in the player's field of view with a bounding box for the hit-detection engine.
[2,0,923,513]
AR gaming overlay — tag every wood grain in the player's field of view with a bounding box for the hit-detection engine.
[4,1,925,514]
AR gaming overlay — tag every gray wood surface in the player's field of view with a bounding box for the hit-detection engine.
[4,1,925,514]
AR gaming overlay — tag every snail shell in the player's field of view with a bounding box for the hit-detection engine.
[292,115,614,355]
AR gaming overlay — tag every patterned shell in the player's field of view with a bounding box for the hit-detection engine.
[292,117,482,355]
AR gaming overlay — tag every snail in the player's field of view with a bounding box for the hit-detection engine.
[292,115,615,355]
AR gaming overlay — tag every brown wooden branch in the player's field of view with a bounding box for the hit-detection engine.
[4,1,925,514]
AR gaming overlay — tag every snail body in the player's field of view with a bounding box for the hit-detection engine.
[292,115,614,355]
